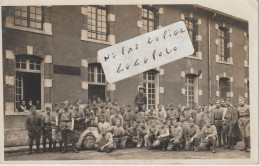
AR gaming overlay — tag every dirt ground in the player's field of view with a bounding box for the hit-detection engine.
[4,141,250,161]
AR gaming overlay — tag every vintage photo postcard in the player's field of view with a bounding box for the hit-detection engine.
[0,0,258,164]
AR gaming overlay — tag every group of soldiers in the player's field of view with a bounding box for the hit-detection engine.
[25,88,250,154]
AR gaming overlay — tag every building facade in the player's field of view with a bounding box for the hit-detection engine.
[2,5,249,146]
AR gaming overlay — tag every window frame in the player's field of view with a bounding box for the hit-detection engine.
[88,64,106,85]
[86,5,108,41]
[142,6,156,34]
[143,71,156,109]
[14,6,44,30]
[185,17,198,56]
[218,27,229,62]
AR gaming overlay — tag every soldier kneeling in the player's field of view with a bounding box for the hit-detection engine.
[152,121,170,151]
[184,119,200,151]
[167,120,183,151]
[95,129,116,153]
[199,119,217,153]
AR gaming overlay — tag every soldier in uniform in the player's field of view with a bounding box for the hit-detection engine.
[42,107,53,152]
[95,129,116,153]
[199,119,217,153]
[110,109,124,127]
[98,115,111,133]
[73,104,86,132]
[194,106,204,129]
[147,106,158,120]
[184,119,200,151]
[211,99,224,147]
[167,119,183,151]
[153,121,170,151]
[237,97,250,152]
[76,110,99,149]
[58,100,75,153]
[144,120,156,149]
[123,105,135,129]
[158,105,167,121]
[109,119,129,149]
[134,87,147,112]
[125,122,139,147]
[223,98,241,150]
[167,104,179,120]
[50,103,62,152]
[183,103,196,121]
[97,105,110,123]
[178,115,189,148]
[25,105,43,154]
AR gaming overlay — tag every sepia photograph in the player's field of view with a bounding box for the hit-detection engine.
[0,0,258,164]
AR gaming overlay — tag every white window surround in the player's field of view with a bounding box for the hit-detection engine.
[81,29,115,45]
[5,15,52,35]
[216,55,233,65]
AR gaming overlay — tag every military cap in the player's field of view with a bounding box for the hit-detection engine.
[239,96,245,101]
[55,103,59,106]
[205,119,211,123]
[61,100,69,105]
[139,87,145,91]
[189,118,194,123]
[225,98,230,102]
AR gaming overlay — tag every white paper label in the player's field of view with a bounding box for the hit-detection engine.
[98,21,194,83]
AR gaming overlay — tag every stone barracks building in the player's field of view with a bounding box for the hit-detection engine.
[2,5,249,146]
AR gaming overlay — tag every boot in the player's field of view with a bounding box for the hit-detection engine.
[212,139,216,153]
[42,140,46,152]
[49,140,52,152]
[223,135,227,148]
[53,141,57,152]
[36,141,41,153]
[72,144,79,153]
[240,137,248,151]
[62,142,67,153]
[217,135,222,147]
[27,143,33,155]
[225,137,230,149]
[59,142,63,151]
[246,137,250,152]
[230,138,235,150]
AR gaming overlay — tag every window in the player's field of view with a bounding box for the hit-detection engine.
[218,27,229,62]
[185,75,195,107]
[15,56,42,111]
[219,77,231,99]
[14,6,43,30]
[143,71,156,109]
[88,63,106,101]
[86,6,107,41]
[142,6,155,34]
[185,17,198,56]
[88,63,106,84]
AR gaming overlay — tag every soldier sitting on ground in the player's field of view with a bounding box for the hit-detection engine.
[95,129,116,153]
[199,119,217,153]
[109,119,129,149]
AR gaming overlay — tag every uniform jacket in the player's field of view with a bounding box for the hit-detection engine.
[170,126,183,140]
[25,113,43,132]
[134,93,147,105]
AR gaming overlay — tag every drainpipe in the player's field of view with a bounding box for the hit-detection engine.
[208,13,216,103]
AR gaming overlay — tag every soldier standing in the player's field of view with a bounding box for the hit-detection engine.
[25,106,43,154]
[223,98,241,150]
[194,106,204,129]
[158,105,167,121]
[167,120,183,151]
[211,100,224,147]
[184,119,200,151]
[178,115,189,149]
[134,87,147,112]
[153,121,170,151]
[58,100,75,153]
[237,97,250,152]
[42,107,53,152]
[183,103,196,121]
[73,104,86,132]
[50,103,62,152]
[167,104,179,120]
[123,105,135,128]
